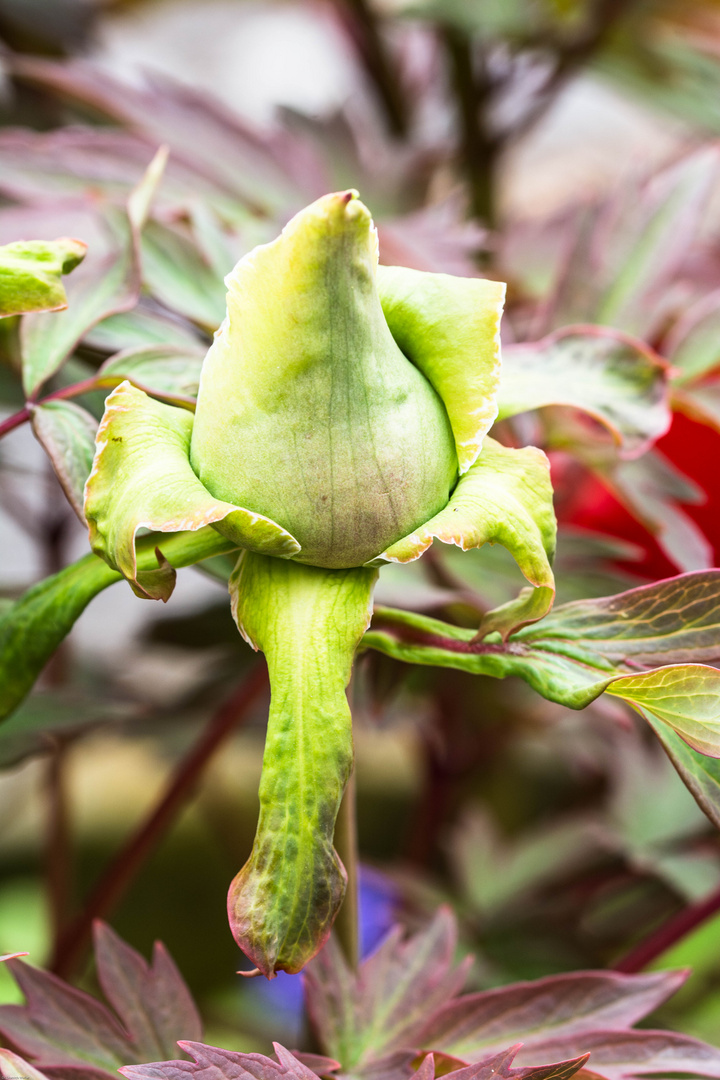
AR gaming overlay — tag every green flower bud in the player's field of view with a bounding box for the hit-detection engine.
[189,190,458,569]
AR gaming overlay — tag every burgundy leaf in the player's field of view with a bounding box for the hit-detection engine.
[120,1042,321,1080]
[0,924,201,1079]
[93,922,202,1061]
[512,1029,720,1080]
[450,1046,590,1080]
[419,969,687,1059]
[288,1054,340,1078]
[304,907,471,1070]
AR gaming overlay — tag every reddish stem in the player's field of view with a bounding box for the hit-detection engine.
[50,663,268,979]
[613,881,720,972]
[0,377,101,440]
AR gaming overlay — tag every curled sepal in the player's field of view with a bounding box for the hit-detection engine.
[371,437,556,638]
[84,382,300,601]
[228,552,377,977]
[377,265,505,474]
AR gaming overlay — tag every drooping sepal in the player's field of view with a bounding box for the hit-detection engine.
[84,381,300,600]
[370,437,556,637]
[228,552,377,977]
[377,265,505,474]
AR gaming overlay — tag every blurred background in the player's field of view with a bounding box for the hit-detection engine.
[3,0,720,1054]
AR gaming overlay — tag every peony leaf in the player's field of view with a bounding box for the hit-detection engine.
[377,264,504,474]
[498,328,670,458]
[420,970,687,1059]
[0,238,86,318]
[84,382,300,601]
[121,1042,325,1080]
[606,665,720,757]
[30,399,98,520]
[228,553,377,977]
[0,529,236,723]
[364,570,720,708]
[373,438,556,638]
[96,344,206,407]
[0,923,201,1080]
[20,148,165,399]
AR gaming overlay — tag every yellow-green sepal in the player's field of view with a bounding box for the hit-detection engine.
[84,381,301,601]
[370,437,556,637]
[228,552,377,977]
[377,265,505,474]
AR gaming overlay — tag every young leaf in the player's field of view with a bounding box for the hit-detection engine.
[20,148,166,399]
[497,328,670,458]
[0,923,202,1080]
[30,399,98,520]
[121,1043,325,1080]
[0,239,86,318]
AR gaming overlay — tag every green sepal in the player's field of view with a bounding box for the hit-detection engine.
[227,552,377,977]
[371,437,556,638]
[84,382,301,601]
[0,238,86,319]
[377,264,505,474]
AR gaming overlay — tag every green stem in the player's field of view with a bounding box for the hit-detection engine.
[334,771,360,970]
[227,552,376,978]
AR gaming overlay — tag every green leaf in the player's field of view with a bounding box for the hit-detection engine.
[498,328,670,457]
[85,382,300,600]
[227,552,377,977]
[97,344,205,407]
[372,437,556,638]
[141,220,227,332]
[364,570,720,708]
[607,666,720,757]
[645,709,720,831]
[377,264,505,474]
[0,529,236,723]
[30,399,97,520]
[0,238,86,318]
[20,148,166,399]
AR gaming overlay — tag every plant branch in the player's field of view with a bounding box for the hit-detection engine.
[334,771,360,970]
[441,27,498,226]
[50,662,268,979]
[335,0,410,138]
[613,880,720,973]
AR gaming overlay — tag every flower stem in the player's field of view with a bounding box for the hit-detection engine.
[613,881,720,973]
[334,771,360,970]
